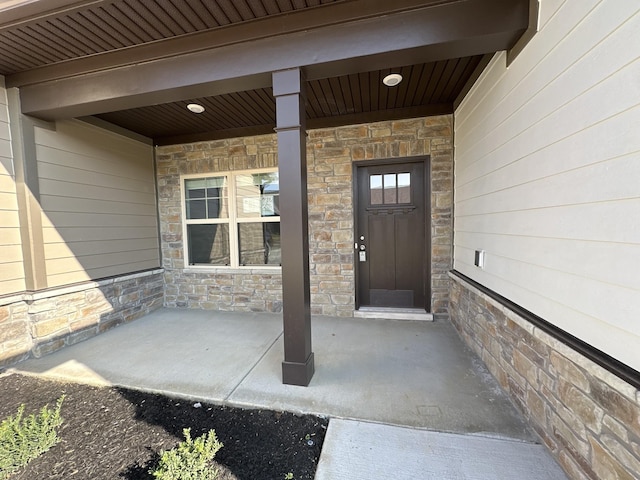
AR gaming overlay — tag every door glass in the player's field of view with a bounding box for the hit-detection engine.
[383,174,397,204]
[398,173,411,203]
[370,175,383,205]
[370,172,412,205]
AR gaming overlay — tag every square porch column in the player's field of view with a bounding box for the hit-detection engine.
[273,68,315,386]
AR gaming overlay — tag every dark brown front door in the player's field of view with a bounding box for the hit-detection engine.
[355,160,428,309]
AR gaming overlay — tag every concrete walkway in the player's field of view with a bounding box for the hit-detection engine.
[10,308,567,479]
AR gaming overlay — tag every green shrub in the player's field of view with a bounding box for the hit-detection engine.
[151,428,223,480]
[0,395,64,480]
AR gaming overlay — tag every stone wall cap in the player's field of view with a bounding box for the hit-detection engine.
[182,267,282,275]
[0,269,165,305]
[0,293,25,307]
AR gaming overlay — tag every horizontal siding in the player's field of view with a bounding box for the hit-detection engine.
[37,161,155,195]
[44,238,158,260]
[0,172,17,192]
[456,108,639,205]
[0,191,19,210]
[41,212,158,229]
[40,195,156,215]
[0,228,21,245]
[455,233,640,290]
[35,139,153,178]
[455,1,637,150]
[39,178,155,205]
[45,250,159,277]
[35,119,159,285]
[47,261,160,288]
[456,200,640,244]
[0,210,20,228]
[454,1,640,371]
[42,226,159,243]
[0,262,24,283]
[0,76,25,296]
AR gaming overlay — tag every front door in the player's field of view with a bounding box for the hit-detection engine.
[355,160,428,310]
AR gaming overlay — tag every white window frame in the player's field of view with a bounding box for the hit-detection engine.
[180,168,281,270]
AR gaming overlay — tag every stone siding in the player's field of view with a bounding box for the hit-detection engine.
[157,135,282,312]
[157,116,453,317]
[0,270,164,368]
[449,273,640,480]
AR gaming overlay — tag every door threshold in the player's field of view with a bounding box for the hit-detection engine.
[354,307,433,321]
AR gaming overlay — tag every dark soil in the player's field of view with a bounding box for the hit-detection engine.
[0,373,327,480]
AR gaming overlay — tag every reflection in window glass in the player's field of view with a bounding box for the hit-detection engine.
[370,174,383,205]
[238,222,281,266]
[369,172,412,205]
[187,199,206,219]
[185,177,227,219]
[398,173,411,203]
[187,224,230,265]
[383,174,397,204]
[235,172,280,219]
[183,169,280,268]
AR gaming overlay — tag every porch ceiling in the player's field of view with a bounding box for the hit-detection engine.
[0,0,531,145]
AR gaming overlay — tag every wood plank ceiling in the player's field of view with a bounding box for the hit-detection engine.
[0,1,492,144]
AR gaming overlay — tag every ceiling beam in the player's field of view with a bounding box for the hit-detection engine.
[17,0,528,121]
[5,0,486,87]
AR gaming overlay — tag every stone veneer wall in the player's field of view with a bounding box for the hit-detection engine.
[0,269,163,368]
[449,273,640,480]
[156,115,453,317]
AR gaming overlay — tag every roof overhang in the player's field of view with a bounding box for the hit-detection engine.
[8,0,528,120]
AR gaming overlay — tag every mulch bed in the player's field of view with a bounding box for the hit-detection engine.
[0,373,327,480]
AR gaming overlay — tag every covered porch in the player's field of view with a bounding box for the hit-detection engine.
[8,308,566,479]
[0,0,534,388]
[4,1,638,478]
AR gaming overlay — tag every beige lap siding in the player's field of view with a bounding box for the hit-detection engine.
[451,3,640,477]
[0,77,26,296]
[35,119,159,287]
[453,0,640,373]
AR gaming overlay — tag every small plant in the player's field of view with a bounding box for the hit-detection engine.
[151,428,223,480]
[284,473,294,480]
[0,395,65,480]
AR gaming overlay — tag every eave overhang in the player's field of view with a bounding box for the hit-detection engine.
[8,0,529,123]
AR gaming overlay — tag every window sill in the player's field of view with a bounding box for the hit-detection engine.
[183,266,282,275]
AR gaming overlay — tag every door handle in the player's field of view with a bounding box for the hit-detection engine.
[358,235,367,261]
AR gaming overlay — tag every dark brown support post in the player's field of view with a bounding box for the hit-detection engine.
[273,68,314,386]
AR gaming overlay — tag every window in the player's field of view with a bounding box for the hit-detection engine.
[369,172,411,205]
[182,169,280,267]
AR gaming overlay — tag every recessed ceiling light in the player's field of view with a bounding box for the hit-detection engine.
[187,103,205,114]
[383,73,403,87]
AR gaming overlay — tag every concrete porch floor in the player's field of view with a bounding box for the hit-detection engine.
[9,308,567,479]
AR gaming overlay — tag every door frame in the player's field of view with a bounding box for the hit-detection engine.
[352,155,432,312]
